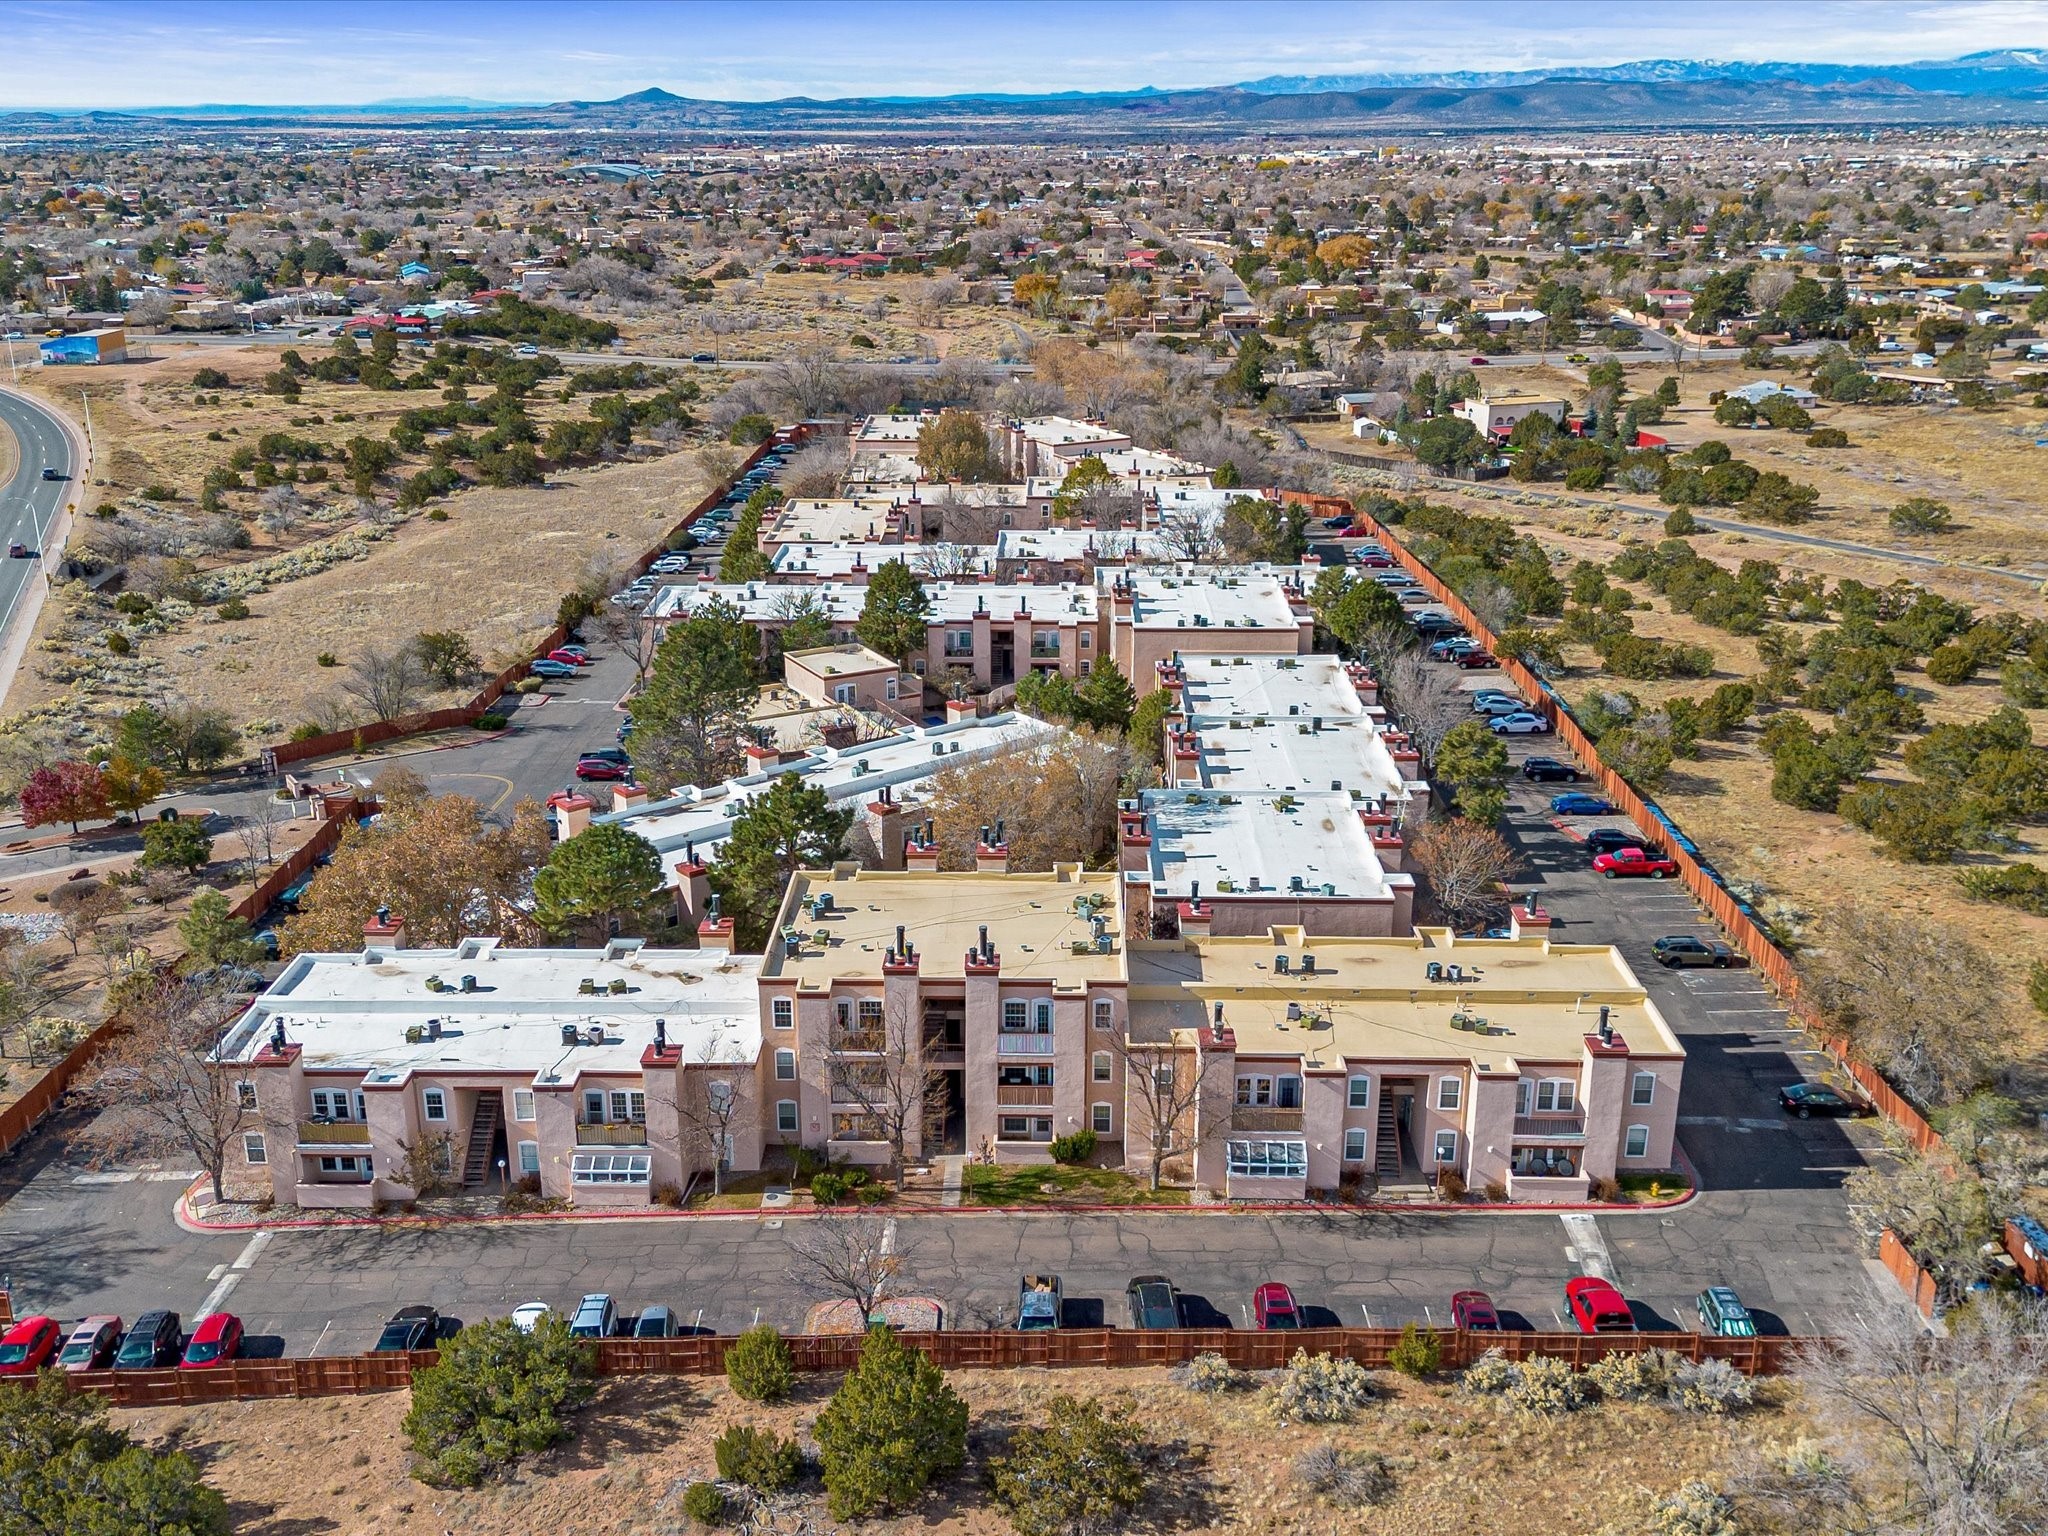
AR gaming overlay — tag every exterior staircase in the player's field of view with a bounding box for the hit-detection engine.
[1375,1092,1401,1178]
[462,1096,502,1186]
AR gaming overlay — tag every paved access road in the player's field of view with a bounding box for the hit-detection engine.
[0,384,78,685]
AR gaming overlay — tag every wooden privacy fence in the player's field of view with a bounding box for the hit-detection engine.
[1878,1229,1939,1318]
[0,1015,123,1158]
[227,796,373,924]
[264,430,800,769]
[61,1327,1803,1406]
[1339,500,1943,1159]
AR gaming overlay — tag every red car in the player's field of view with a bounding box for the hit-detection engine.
[575,757,631,782]
[546,648,593,667]
[179,1312,242,1369]
[1592,846,1678,880]
[1253,1282,1302,1330]
[1354,552,1393,568]
[0,1315,61,1376]
[1453,650,1499,669]
[1450,1290,1501,1331]
[1469,356,1491,366]
[1564,1277,1635,1334]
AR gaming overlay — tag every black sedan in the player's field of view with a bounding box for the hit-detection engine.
[1651,935,1737,968]
[1521,756,1578,783]
[373,1306,440,1352]
[1779,1082,1868,1119]
[1582,828,1640,859]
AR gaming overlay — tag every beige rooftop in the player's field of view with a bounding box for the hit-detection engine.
[1126,929,1681,1066]
[765,866,1126,989]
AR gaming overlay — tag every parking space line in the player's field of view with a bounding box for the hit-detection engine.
[232,1231,272,1270]
[1559,1212,1615,1281]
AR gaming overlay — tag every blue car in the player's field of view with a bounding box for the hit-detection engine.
[530,658,577,679]
[1551,792,1613,816]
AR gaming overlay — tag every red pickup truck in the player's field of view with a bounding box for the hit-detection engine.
[1591,846,1677,880]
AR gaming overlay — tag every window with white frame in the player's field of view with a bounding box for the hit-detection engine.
[776,1100,799,1135]
[1624,1124,1651,1159]
[707,1080,734,1112]
[243,1132,266,1165]
[514,1090,536,1122]
[772,997,793,1029]
[422,1088,447,1122]
[610,1090,647,1124]
[1226,1139,1307,1179]
[857,998,884,1028]
[1152,1064,1176,1092]
[774,1048,797,1080]
[1436,1077,1461,1112]
[1032,1000,1053,1032]
[1343,1128,1367,1162]
[571,1152,650,1186]
[1631,1071,1656,1107]
[1093,999,1113,1031]
[1079,660,1091,676]
[1536,1079,1576,1114]
[583,1089,605,1122]
[236,1080,257,1110]
[1347,1075,1371,1109]
[318,1155,367,1176]
[1434,1130,1459,1164]
[1002,1000,1027,1031]
[517,1140,540,1175]
[310,1087,361,1121]
[1235,1074,1303,1108]
[1092,1102,1112,1134]
[1515,1079,1533,1116]
[1092,1051,1112,1083]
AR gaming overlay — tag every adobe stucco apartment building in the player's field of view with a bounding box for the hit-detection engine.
[220,874,1682,1208]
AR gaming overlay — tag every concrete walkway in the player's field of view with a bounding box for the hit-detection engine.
[937,1155,965,1208]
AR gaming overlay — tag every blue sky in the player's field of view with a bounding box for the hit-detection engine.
[3,0,2045,109]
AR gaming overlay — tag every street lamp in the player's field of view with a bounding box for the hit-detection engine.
[496,1156,508,1192]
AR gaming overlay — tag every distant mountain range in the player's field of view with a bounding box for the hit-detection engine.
[10,51,2048,135]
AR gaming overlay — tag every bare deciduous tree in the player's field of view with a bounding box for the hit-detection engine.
[1155,502,1221,562]
[342,642,430,722]
[831,991,940,1191]
[75,974,263,1205]
[593,604,663,685]
[1381,647,1469,767]
[1412,818,1519,931]
[674,1030,753,1197]
[779,437,852,499]
[1105,1033,1204,1192]
[230,793,295,888]
[786,1211,915,1320]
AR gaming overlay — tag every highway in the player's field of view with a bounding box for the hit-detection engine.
[0,385,80,695]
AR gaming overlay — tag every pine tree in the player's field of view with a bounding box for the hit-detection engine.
[1074,657,1136,732]
[814,1326,968,1519]
[532,823,668,943]
[710,772,853,949]
[854,563,931,666]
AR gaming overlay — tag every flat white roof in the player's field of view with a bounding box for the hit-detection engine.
[218,938,763,1081]
[604,713,1058,879]
[1011,415,1131,447]
[770,542,931,579]
[1192,714,1423,813]
[1126,570,1303,633]
[995,528,1171,563]
[1176,652,1369,725]
[853,413,928,444]
[1142,788,1407,902]
[761,497,913,545]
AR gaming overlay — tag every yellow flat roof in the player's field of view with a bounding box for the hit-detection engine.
[766,867,1126,988]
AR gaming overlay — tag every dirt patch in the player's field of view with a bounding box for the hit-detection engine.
[117,1364,1801,1536]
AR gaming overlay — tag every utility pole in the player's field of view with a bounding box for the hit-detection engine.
[80,390,93,464]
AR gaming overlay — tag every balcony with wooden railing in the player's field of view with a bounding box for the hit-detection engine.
[1231,1107,1304,1133]
[1513,1114,1587,1141]
[297,1120,372,1145]
[577,1120,649,1146]
[995,1084,1055,1108]
[829,1026,884,1054]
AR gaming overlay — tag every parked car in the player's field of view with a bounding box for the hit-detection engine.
[553,643,590,659]
[582,746,631,766]
[575,756,631,782]
[1018,1274,1062,1331]
[180,1313,243,1369]
[1593,846,1678,880]
[57,1315,123,1371]
[1582,828,1640,858]
[1353,551,1393,568]
[113,1311,182,1369]
[0,1315,61,1376]
[1778,1082,1868,1119]
[1652,935,1736,968]
[1551,793,1614,816]
[1564,1277,1635,1334]
[1430,637,1480,660]
[530,658,577,679]
[633,1306,679,1339]
[570,1294,617,1338]
[1489,712,1551,735]
[546,648,593,667]
[1253,1282,1301,1329]
[1450,1290,1502,1331]
[1470,696,1525,717]
[1454,650,1500,670]
[617,720,634,743]
[510,1302,553,1333]
[373,1306,440,1352]
[1126,1275,1180,1330]
[1521,756,1577,782]
[1695,1286,1757,1338]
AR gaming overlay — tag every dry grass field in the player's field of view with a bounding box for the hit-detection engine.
[4,345,710,738]
[119,1364,1803,1536]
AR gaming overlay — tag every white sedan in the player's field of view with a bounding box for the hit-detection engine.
[510,1302,553,1333]
[1488,712,1552,734]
